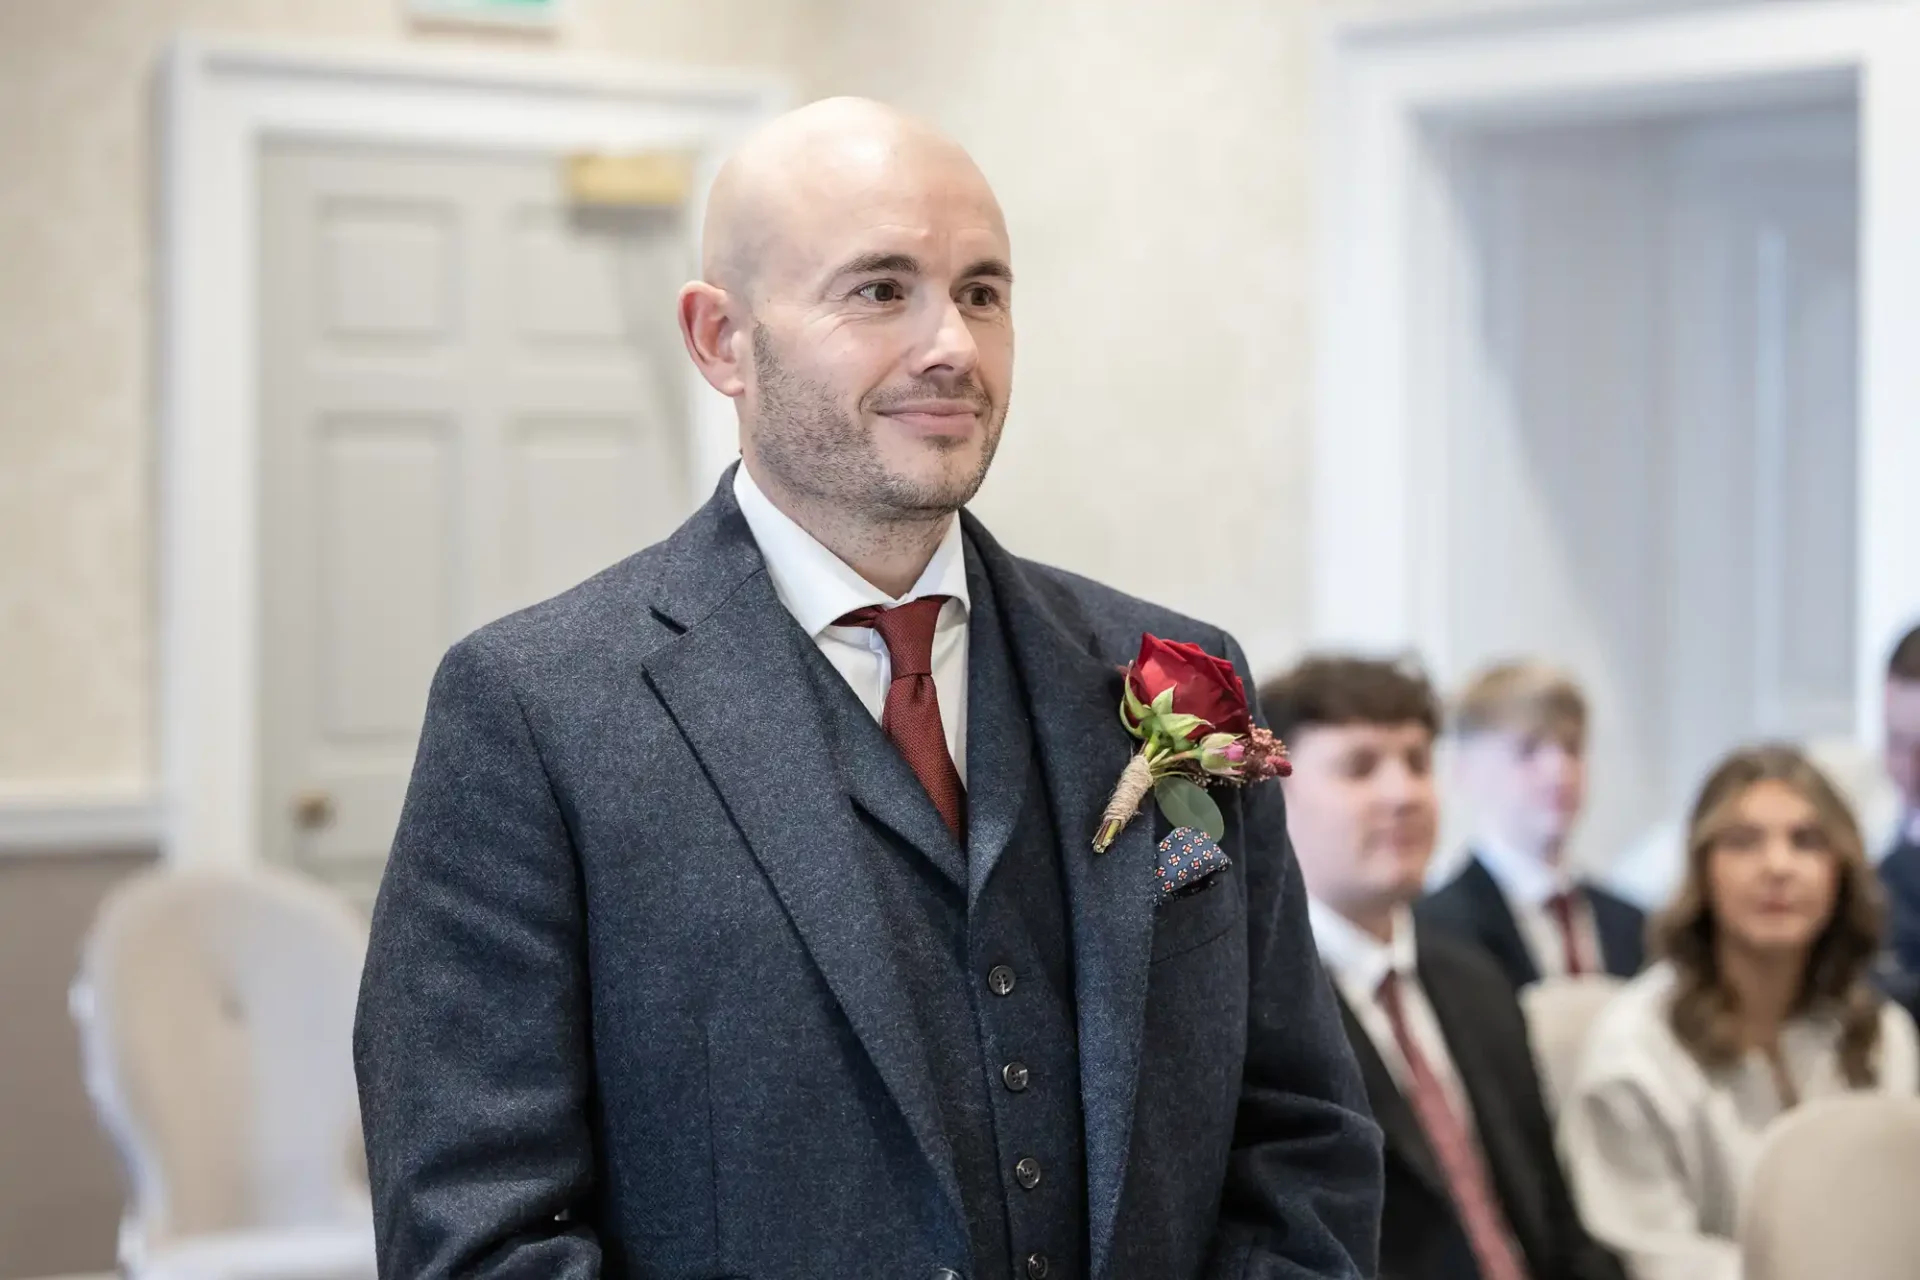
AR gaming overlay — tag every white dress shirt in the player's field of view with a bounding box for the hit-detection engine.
[1309,900,1476,1126]
[1474,838,1604,979]
[732,463,971,783]
[1560,962,1920,1280]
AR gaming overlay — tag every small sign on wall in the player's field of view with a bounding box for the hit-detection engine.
[406,0,563,30]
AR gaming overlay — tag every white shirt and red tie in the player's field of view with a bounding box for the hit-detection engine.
[1474,839,1603,978]
[1311,901,1533,1280]
[732,463,970,837]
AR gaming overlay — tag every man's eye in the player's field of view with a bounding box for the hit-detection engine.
[855,281,902,303]
[962,284,1000,307]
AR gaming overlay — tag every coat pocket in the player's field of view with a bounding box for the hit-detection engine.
[1150,865,1244,964]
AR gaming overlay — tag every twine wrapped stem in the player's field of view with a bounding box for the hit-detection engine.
[1093,749,1156,852]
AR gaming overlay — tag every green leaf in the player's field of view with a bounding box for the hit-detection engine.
[1154,776,1225,839]
[1151,687,1176,716]
[1152,712,1206,743]
[1122,674,1150,720]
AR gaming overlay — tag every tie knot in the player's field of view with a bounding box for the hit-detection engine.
[838,596,948,676]
[1376,969,1402,1010]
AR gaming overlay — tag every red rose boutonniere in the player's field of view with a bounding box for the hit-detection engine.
[1092,635,1291,852]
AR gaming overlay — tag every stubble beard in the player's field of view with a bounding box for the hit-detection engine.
[748,323,1005,523]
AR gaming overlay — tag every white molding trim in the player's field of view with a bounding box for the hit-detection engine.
[159,36,789,869]
[1313,0,1920,745]
[0,786,163,856]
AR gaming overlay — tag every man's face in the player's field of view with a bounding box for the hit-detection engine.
[1457,726,1587,856]
[1887,678,1920,813]
[1283,721,1440,920]
[742,148,1014,521]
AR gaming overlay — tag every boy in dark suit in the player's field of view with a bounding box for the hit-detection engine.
[1876,624,1920,979]
[1421,661,1644,990]
[1261,657,1624,1280]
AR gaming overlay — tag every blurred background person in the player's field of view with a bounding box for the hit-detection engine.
[1875,624,1920,976]
[1560,744,1918,1280]
[1262,657,1624,1280]
[1423,662,1646,990]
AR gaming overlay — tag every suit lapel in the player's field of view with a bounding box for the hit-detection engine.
[1585,886,1643,976]
[1464,855,1542,987]
[640,473,965,1227]
[1334,993,1449,1201]
[965,515,1155,1280]
[961,539,1032,907]
[800,638,968,890]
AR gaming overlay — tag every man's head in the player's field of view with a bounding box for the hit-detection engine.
[1450,660,1588,862]
[677,98,1013,525]
[1259,657,1442,923]
[1887,624,1920,815]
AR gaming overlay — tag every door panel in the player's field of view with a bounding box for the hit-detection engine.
[1432,105,1858,897]
[259,141,694,900]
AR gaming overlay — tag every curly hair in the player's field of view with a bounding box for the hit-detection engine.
[1653,744,1886,1088]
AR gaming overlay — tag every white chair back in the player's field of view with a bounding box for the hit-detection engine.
[1741,1094,1920,1280]
[71,866,370,1265]
[1520,974,1624,1114]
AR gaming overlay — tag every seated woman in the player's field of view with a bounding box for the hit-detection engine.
[1560,743,1919,1280]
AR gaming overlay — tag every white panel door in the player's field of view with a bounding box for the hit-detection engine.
[1663,109,1859,795]
[1435,120,1672,884]
[258,140,693,900]
[1432,105,1858,894]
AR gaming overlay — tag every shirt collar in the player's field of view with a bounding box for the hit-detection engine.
[733,462,971,639]
[1473,836,1577,907]
[1308,898,1419,997]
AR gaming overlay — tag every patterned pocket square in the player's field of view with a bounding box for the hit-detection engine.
[1156,827,1232,901]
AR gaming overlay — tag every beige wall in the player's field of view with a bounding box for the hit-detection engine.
[0,851,156,1279]
[0,0,1489,794]
[811,0,1464,672]
[0,0,825,788]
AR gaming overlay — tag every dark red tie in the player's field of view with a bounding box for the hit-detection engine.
[835,597,966,842]
[1378,972,1531,1280]
[1546,891,1587,976]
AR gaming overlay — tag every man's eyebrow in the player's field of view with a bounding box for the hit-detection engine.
[825,253,1014,284]
[959,258,1014,284]
[831,252,923,278]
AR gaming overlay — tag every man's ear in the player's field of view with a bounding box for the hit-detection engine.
[678,281,748,398]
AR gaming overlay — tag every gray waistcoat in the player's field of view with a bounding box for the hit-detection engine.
[798,545,1088,1280]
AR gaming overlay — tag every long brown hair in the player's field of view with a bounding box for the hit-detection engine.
[1653,744,1885,1087]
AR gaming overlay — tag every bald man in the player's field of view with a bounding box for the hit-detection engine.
[355,99,1382,1280]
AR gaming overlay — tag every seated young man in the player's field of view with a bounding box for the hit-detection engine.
[1260,657,1623,1280]
[1876,624,1920,976]
[1421,661,1645,990]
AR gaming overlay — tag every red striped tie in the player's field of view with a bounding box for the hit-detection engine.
[1378,972,1531,1280]
[834,597,966,842]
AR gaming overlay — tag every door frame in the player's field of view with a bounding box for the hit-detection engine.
[159,36,788,868]
[1313,0,1920,747]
